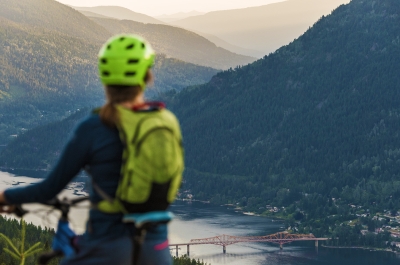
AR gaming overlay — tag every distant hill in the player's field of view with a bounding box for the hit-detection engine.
[166,0,400,210]
[172,0,351,54]
[71,6,164,24]
[75,5,259,59]
[0,0,220,143]
[78,10,111,19]
[0,109,89,170]
[198,32,264,58]
[0,18,218,141]
[0,0,110,44]
[90,17,256,69]
[155,11,205,23]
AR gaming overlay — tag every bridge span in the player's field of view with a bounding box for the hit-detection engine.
[169,232,328,256]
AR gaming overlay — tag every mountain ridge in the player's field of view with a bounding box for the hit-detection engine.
[90,17,256,69]
[171,0,351,53]
[71,6,165,24]
[0,0,110,44]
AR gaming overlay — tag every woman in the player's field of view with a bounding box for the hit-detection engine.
[0,34,183,265]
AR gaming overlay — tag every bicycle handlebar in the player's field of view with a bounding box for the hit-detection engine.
[2,197,89,265]
[1,196,89,219]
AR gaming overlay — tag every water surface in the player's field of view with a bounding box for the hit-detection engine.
[169,201,400,265]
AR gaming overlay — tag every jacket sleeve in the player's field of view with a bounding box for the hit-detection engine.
[4,120,92,204]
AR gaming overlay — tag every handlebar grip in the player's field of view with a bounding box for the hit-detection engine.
[38,250,63,265]
[14,205,28,217]
[0,204,27,217]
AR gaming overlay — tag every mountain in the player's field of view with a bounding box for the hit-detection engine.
[166,0,400,211]
[171,0,351,54]
[4,1,400,242]
[71,6,164,24]
[74,7,263,59]
[0,18,217,142]
[0,0,219,143]
[0,109,89,170]
[0,16,104,142]
[155,11,205,23]
[78,11,112,19]
[3,0,400,246]
[198,32,264,58]
[90,17,256,69]
[5,0,400,206]
[0,0,110,44]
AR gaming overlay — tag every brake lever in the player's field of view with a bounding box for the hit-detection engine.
[14,205,28,217]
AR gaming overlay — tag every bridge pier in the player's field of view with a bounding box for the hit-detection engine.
[176,246,178,257]
[223,245,226,254]
[280,243,283,250]
[187,245,190,256]
[315,240,319,248]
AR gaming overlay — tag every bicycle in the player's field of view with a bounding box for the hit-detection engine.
[5,197,174,265]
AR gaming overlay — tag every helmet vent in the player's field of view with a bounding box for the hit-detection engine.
[126,44,135,50]
[125,72,136,77]
[128,59,139,64]
[102,71,110,77]
[100,58,107,64]
[142,43,145,49]
[119,37,125,41]
[107,45,112,50]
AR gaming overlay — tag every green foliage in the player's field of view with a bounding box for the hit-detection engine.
[0,219,43,265]
[173,255,210,265]
[0,216,56,265]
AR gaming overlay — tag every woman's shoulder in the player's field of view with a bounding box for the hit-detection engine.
[73,111,105,134]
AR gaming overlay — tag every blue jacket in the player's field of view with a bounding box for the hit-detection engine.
[4,113,167,242]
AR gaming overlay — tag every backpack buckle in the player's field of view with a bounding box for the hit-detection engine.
[123,211,174,228]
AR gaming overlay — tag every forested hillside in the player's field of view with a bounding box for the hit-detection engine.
[4,0,400,209]
[2,0,400,245]
[0,0,219,143]
[0,109,88,170]
[169,0,400,208]
[0,0,109,44]
[166,0,400,244]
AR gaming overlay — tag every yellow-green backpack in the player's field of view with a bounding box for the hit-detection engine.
[95,104,184,214]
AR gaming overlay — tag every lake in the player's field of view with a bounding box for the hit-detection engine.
[2,171,400,265]
[169,201,400,265]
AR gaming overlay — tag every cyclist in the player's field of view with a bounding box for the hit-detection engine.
[0,34,183,265]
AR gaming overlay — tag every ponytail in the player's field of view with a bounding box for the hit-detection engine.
[99,102,119,128]
[99,85,142,128]
[99,69,153,127]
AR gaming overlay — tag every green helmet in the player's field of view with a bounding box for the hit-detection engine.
[98,34,155,88]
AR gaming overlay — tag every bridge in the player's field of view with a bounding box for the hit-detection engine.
[169,232,328,256]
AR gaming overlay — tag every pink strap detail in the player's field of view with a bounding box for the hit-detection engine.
[154,240,169,251]
[132,101,166,111]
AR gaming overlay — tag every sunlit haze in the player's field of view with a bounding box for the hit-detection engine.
[56,0,286,16]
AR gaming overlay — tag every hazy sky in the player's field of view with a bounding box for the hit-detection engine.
[56,0,285,16]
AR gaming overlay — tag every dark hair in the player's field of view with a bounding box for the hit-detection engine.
[99,70,153,127]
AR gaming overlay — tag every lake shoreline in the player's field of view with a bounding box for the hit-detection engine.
[321,245,399,254]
